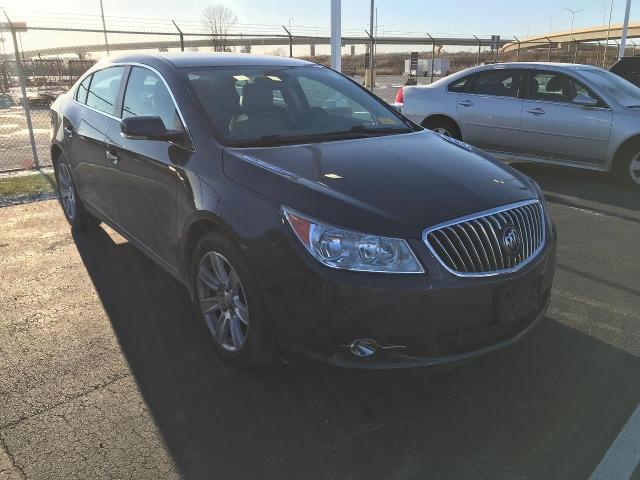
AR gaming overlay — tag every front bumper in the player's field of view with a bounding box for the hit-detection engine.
[252,217,557,369]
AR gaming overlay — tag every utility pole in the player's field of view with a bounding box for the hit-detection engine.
[99,0,110,56]
[369,0,374,74]
[330,0,341,71]
[566,8,582,53]
[603,0,614,67]
[619,0,632,58]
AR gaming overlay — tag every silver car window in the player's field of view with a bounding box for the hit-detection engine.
[469,70,522,98]
[578,69,640,107]
[529,71,601,106]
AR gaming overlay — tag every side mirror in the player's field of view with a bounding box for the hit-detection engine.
[573,94,599,108]
[121,116,184,142]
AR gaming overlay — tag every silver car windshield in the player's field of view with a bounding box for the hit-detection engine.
[183,65,411,146]
[578,68,640,107]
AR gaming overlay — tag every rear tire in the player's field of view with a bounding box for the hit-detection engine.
[424,117,462,140]
[190,231,274,368]
[54,154,100,230]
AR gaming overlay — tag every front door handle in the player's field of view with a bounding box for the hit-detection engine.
[105,149,119,165]
[457,99,474,107]
[526,107,545,115]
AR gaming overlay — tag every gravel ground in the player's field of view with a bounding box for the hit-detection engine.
[1,165,639,479]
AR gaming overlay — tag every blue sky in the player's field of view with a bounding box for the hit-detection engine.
[5,0,639,37]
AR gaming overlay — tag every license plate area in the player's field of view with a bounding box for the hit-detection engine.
[496,277,541,326]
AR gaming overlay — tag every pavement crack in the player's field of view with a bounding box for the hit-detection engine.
[0,372,131,430]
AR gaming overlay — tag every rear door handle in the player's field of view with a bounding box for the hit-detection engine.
[457,100,474,107]
[105,148,119,165]
[526,108,545,115]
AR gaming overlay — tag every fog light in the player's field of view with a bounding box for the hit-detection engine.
[348,339,379,357]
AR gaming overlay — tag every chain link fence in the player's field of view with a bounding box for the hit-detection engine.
[1,22,635,172]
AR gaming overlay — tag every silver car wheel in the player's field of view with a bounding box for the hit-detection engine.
[58,163,76,221]
[629,153,640,186]
[433,127,452,137]
[197,251,249,352]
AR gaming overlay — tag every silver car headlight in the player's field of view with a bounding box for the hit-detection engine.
[282,207,424,274]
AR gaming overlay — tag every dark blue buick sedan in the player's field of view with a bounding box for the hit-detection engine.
[50,53,557,368]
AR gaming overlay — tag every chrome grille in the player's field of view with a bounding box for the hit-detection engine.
[423,200,545,277]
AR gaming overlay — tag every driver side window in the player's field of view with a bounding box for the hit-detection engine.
[529,71,601,106]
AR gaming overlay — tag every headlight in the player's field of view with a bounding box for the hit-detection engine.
[282,207,424,274]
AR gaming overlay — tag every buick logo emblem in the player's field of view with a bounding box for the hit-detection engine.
[501,226,521,255]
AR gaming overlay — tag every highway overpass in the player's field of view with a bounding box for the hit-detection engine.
[502,22,640,52]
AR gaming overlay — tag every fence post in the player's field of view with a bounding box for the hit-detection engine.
[545,37,552,61]
[596,41,601,66]
[473,35,481,66]
[4,14,39,168]
[427,33,435,83]
[282,26,292,57]
[172,20,184,52]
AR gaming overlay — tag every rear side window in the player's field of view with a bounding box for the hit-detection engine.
[75,75,92,104]
[86,66,125,116]
[469,70,523,98]
[447,76,471,93]
[122,66,183,131]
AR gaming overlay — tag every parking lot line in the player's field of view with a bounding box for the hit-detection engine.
[590,403,640,480]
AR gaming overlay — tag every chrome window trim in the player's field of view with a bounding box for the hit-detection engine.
[422,199,546,278]
[71,62,195,150]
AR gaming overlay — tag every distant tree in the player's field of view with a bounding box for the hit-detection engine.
[201,4,238,52]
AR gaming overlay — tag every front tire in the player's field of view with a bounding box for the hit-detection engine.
[190,232,274,368]
[616,146,640,191]
[54,155,100,230]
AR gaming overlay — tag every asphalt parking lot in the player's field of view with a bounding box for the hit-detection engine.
[1,163,640,479]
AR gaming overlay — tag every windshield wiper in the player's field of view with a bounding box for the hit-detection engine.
[347,125,412,134]
[254,125,412,146]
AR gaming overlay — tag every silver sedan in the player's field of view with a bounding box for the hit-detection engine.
[396,62,640,189]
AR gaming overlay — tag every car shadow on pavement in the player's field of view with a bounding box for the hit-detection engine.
[512,163,640,213]
[73,226,640,480]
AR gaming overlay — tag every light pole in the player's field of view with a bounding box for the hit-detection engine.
[99,0,110,56]
[619,0,632,58]
[603,0,614,67]
[548,16,554,34]
[566,8,582,52]
[288,17,294,32]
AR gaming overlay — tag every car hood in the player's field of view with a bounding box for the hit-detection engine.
[222,130,536,238]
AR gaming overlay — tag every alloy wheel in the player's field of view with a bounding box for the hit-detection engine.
[196,251,249,352]
[433,127,452,137]
[629,153,640,186]
[58,163,76,221]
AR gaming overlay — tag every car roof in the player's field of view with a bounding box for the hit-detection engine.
[470,62,604,72]
[101,52,314,69]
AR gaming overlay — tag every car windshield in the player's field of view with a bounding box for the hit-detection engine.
[183,64,413,146]
[578,68,640,107]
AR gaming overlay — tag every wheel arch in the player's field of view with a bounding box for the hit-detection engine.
[421,114,461,136]
[611,133,640,172]
[51,144,63,169]
[180,212,242,291]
